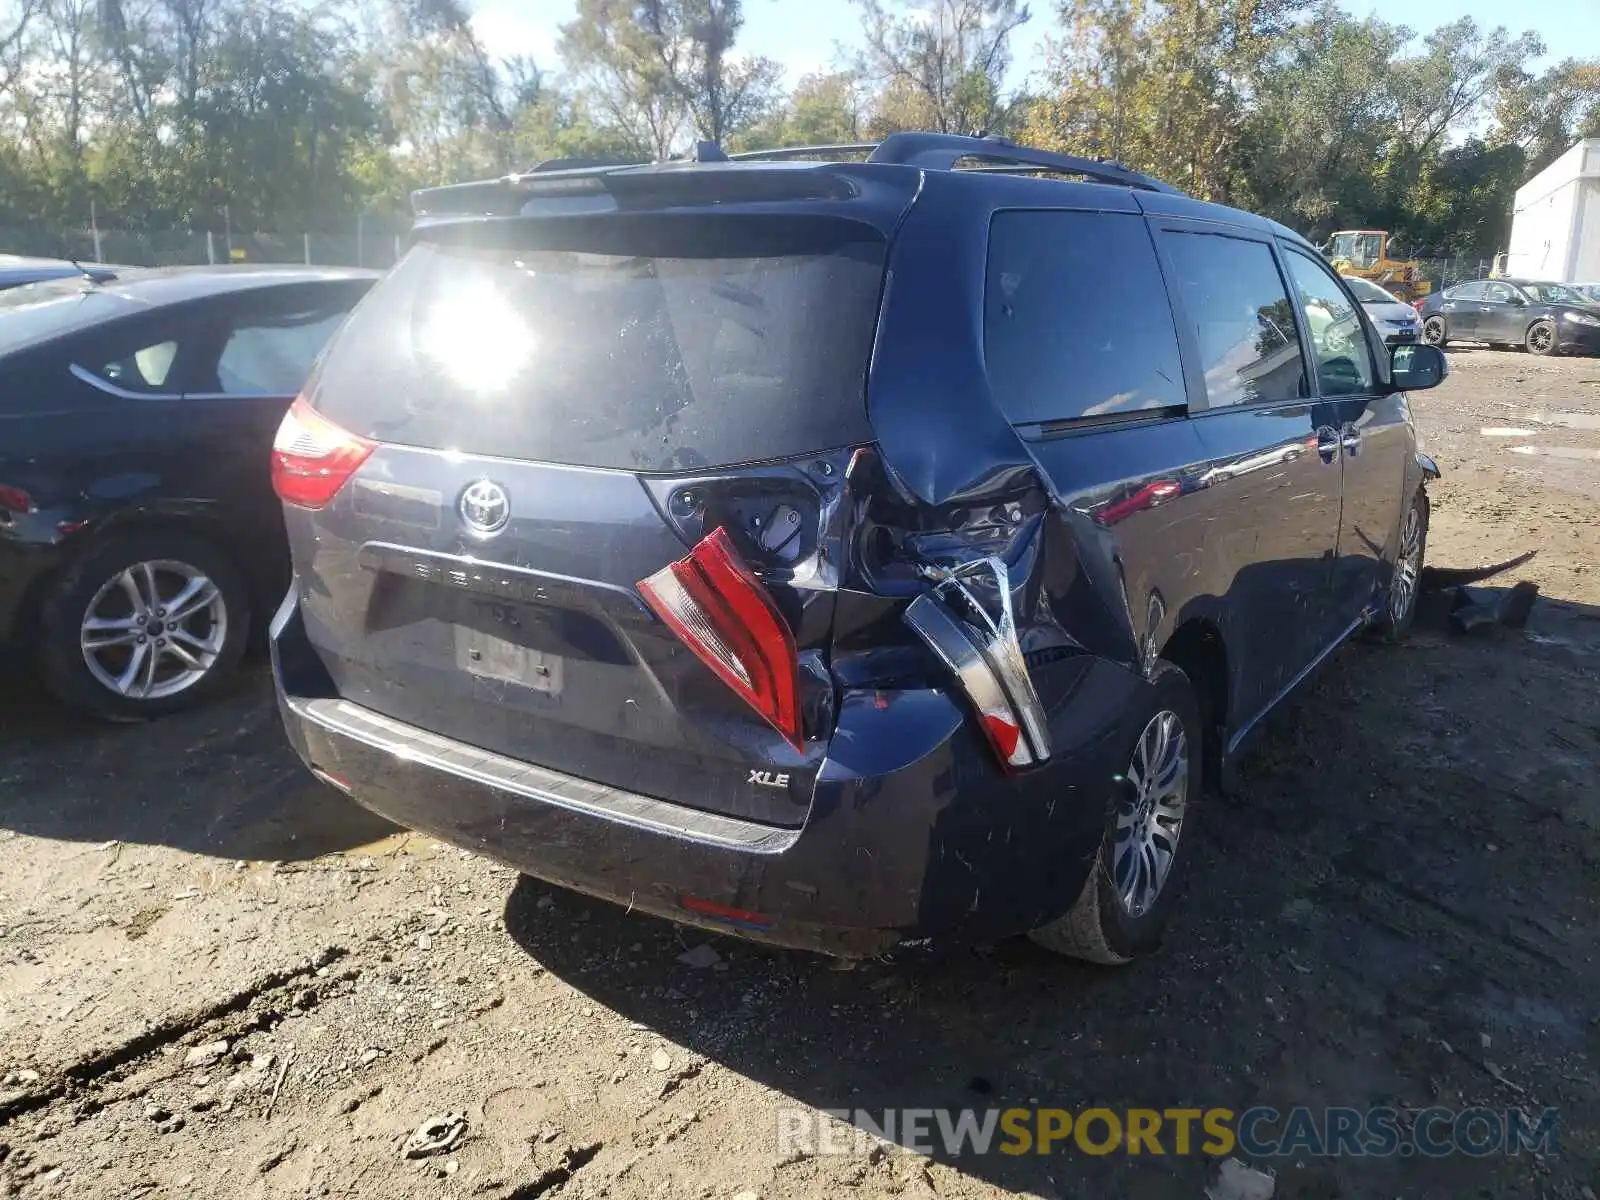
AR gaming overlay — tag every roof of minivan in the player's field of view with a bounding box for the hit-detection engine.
[412,144,1317,253]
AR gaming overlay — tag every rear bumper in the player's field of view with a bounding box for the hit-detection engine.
[0,534,64,646]
[271,594,1137,957]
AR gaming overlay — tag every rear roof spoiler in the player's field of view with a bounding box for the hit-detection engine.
[410,131,1183,220]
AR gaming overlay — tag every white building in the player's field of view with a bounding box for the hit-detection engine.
[1505,139,1600,283]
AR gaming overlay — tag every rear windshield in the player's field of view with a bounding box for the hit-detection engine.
[311,215,886,472]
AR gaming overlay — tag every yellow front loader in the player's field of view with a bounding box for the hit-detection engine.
[1325,230,1432,301]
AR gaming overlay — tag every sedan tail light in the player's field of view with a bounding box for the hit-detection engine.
[0,485,34,515]
[271,397,376,509]
[637,527,804,750]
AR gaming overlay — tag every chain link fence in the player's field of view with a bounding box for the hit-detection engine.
[3,226,409,269]
[1415,256,1497,291]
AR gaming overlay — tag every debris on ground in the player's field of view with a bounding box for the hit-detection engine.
[1446,580,1541,635]
[183,1040,229,1069]
[403,1111,468,1159]
[257,1139,297,1174]
[1205,1158,1276,1200]
[1419,549,1537,592]
[676,944,722,969]
[1497,579,1539,628]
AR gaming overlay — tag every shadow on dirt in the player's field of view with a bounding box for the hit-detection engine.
[0,664,395,860]
[501,594,1600,1198]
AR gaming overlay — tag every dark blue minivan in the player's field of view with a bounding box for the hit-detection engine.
[270,134,1446,962]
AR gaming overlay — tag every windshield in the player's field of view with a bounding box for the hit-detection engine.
[1331,233,1383,269]
[1342,276,1401,304]
[1521,282,1591,306]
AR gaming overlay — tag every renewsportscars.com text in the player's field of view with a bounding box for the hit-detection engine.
[776,1106,1559,1159]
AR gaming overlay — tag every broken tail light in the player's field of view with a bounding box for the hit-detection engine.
[637,526,804,751]
[271,396,377,510]
[904,557,1051,771]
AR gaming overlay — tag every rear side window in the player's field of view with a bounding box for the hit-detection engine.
[984,211,1184,424]
[1446,282,1485,300]
[311,216,885,472]
[1160,231,1304,409]
[100,340,179,392]
[216,309,347,395]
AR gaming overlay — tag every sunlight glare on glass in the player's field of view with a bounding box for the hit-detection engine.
[417,280,533,392]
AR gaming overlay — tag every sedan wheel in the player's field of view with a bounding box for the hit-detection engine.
[80,559,228,700]
[1422,316,1447,346]
[39,529,251,720]
[1526,319,1558,356]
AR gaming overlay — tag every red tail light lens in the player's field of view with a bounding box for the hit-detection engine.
[0,485,34,514]
[271,397,375,509]
[637,527,803,750]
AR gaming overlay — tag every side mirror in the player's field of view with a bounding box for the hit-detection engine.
[1391,343,1447,391]
[1508,294,1527,306]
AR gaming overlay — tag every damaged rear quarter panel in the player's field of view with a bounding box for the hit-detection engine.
[864,172,1225,716]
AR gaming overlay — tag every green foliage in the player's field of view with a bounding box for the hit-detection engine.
[1021,1,1599,252]
[0,0,1594,257]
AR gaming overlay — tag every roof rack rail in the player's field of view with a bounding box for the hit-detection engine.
[865,132,1182,194]
[726,143,879,162]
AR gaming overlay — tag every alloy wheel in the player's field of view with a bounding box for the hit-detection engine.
[79,560,228,701]
[1390,502,1423,624]
[1422,317,1445,345]
[1112,710,1189,918]
[1528,322,1555,354]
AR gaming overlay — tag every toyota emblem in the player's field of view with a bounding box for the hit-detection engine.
[459,480,510,535]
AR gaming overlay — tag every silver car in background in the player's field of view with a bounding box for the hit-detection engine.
[1341,274,1422,344]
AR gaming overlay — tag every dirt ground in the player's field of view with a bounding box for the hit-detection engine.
[1,348,1597,1200]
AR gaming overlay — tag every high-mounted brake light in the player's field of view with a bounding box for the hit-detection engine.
[637,527,804,751]
[904,558,1051,772]
[271,396,376,509]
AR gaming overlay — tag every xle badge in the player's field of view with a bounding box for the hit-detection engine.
[748,770,790,789]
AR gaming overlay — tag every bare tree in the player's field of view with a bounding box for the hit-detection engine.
[559,0,685,159]
[674,0,782,143]
[0,0,43,95]
[856,0,1030,135]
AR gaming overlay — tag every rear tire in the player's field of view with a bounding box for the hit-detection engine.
[38,528,251,721]
[1421,316,1447,347]
[1526,319,1558,356]
[1029,660,1201,965]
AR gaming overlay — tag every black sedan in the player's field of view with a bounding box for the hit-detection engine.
[1418,277,1600,356]
[0,266,377,718]
[0,254,123,290]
